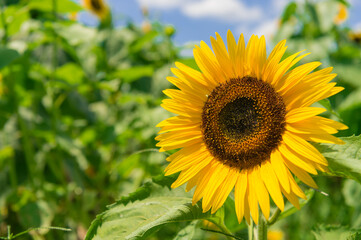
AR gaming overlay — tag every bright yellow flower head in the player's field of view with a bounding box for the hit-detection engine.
[156,31,347,224]
[82,0,109,20]
[334,3,348,25]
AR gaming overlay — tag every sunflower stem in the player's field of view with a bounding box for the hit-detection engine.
[257,214,267,240]
[0,0,8,45]
[267,208,281,226]
[208,219,233,240]
[248,221,254,240]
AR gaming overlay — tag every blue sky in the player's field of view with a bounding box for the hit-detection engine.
[78,0,361,46]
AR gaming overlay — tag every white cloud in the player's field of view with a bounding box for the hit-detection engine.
[137,0,183,10]
[182,0,262,22]
[234,18,278,43]
[253,18,279,40]
[271,0,289,13]
[137,0,263,22]
[354,21,361,30]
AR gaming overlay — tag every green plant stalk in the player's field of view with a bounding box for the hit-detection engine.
[257,214,267,240]
[248,220,254,240]
[0,2,21,187]
[0,0,8,45]
[6,66,36,187]
[50,0,58,129]
[8,149,17,188]
[17,112,36,187]
[208,218,234,240]
[267,208,281,226]
[52,0,58,81]
[7,225,11,239]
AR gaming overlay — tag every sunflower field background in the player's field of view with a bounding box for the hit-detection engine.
[0,0,361,239]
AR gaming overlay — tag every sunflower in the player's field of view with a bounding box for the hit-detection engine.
[82,0,109,20]
[155,31,347,224]
[334,3,348,25]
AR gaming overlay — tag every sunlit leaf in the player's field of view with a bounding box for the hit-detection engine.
[316,135,361,183]
[28,0,83,13]
[114,66,154,83]
[85,175,216,240]
[312,225,361,240]
[172,221,197,240]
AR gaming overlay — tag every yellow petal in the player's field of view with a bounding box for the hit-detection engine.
[270,150,291,193]
[282,132,328,166]
[278,143,318,174]
[235,171,248,223]
[260,161,284,211]
[247,170,259,224]
[165,146,209,175]
[283,159,318,189]
[252,166,270,219]
[211,167,238,214]
[171,157,212,188]
[286,107,326,123]
[202,163,230,212]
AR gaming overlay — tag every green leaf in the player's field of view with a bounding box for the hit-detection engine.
[312,225,361,240]
[18,200,54,233]
[281,2,297,23]
[114,66,154,83]
[129,31,158,53]
[85,175,214,240]
[28,0,83,13]
[172,221,197,240]
[318,98,340,119]
[4,5,30,37]
[338,88,361,136]
[0,47,20,69]
[342,179,361,227]
[334,64,361,88]
[55,63,85,86]
[315,1,339,33]
[316,135,361,183]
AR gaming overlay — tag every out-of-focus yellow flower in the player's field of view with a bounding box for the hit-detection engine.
[268,230,284,240]
[141,21,152,33]
[349,31,361,44]
[82,0,110,20]
[165,25,175,37]
[68,12,78,21]
[0,73,3,96]
[334,3,348,25]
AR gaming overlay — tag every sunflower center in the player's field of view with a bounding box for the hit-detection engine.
[219,98,258,140]
[90,0,102,10]
[201,76,286,170]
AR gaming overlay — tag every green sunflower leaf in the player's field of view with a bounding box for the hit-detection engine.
[0,47,20,69]
[85,175,215,240]
[312,225,361,240]
[316,135,361,183]
[172,221,197,240]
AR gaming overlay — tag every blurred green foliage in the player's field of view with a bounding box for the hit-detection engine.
[0,0,361,239]
[0,0,178,239]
